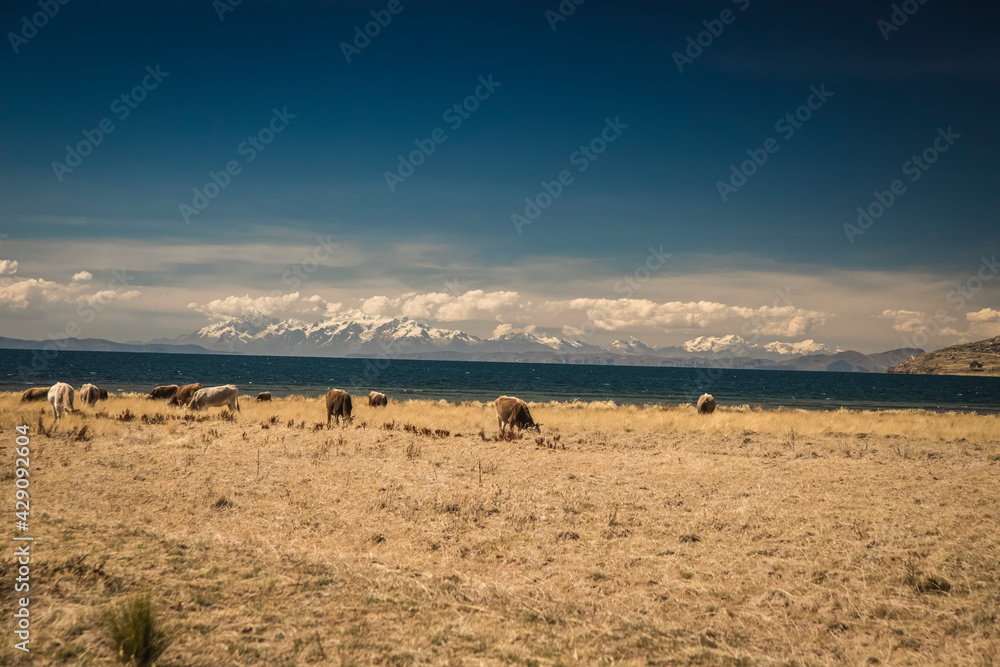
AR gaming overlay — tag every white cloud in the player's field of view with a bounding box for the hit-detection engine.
[0,277,78,310]
[190,292,306,320]
[881,309,959,336]
[967,308,1000,325]
[358,290,521,322]
[0,276,142,318]
[740,305,829,337]
[492,322,514,338]
[77,289,142,308]
[491,322,541,338]
[400,292,452,319]
[881,309,928,333]
[0,260,18,275]
[964,308,1000,339]
[361,294,400,316]
[548,298,829,336]
[436,290,520,321]
[72,271,92,282]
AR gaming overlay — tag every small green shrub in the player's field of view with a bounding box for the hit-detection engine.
[106,594,173,666]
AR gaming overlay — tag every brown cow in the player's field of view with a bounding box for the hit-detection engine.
[494,395,541,433]
[168,383,204,407]
[20,387,50,403]
[78,383,108,406]
[325,389,353,427]
[696,393,716,414]
[256,392,272,402]
[148,384,179,400]
[368,391,388,407]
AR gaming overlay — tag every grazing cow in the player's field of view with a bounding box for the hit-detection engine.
[20,387,50,403]
[256,392,272,402]
[187,384,240,412]
[148,384,179,400]
[696,393,716,414]
[47,382,75,419]
[325,389,353,427]
[368,391,388,407]
[168,383,204,407]
[494,395,541,433]
[78,383,107,406]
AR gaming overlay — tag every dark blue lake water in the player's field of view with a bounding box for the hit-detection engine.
[2,349,998,413]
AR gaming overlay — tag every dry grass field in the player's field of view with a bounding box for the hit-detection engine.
[1,391,999,665]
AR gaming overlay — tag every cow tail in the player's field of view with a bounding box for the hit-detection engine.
[236,393,241,412]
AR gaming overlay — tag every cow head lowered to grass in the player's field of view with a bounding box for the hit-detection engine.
[494,395,542,433]
[186,384,240,413]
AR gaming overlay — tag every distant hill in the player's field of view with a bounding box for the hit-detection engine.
[888,336,1000,376]
[0,336,216,355]
[372,347,921,373]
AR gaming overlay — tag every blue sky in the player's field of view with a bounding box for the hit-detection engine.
[1,0,998,352]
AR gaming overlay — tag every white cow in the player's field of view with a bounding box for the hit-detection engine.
[187,384,240,412]
[47,382,75,419]
[78,383,101,406]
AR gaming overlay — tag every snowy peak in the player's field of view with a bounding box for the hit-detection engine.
[763,339,842,356]
[170,309,487,356]
[475,330,600,354]
[165,308,841,361]
[682,334,759,354]
[681,335,842,358]
[608,336,657,355]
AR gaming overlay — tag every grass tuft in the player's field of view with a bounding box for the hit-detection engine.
[212,496,234,510]
[105,594,173,666]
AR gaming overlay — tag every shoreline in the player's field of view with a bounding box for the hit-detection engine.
[5,388,999,416]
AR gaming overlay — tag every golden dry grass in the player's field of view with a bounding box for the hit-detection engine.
[1,391,999,665]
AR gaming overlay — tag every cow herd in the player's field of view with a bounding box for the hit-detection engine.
[18,381,396,424]
[18,381,719,429]
[19,382,109,419]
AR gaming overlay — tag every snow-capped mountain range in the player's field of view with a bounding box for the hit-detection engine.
[680,334,842,360]
[156,308,842,362]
